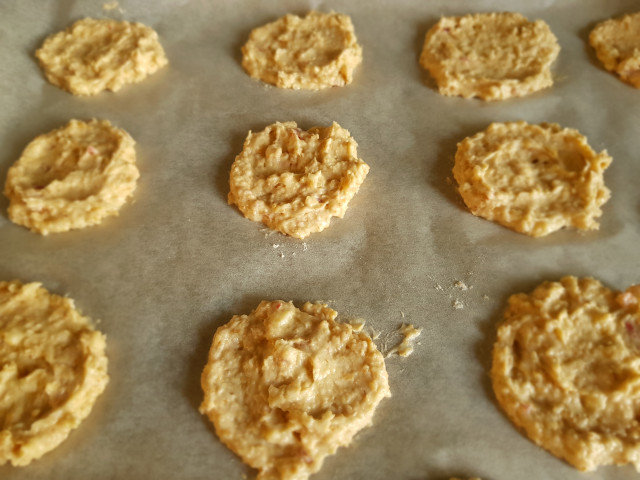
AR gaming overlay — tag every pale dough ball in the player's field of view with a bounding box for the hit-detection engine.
[228,121,369,239]
[492,276,640,471]
[199,300,390,480]
[419,12,560,100]
[452,121,611,237]
[241,11,362,90]
[36,18,168,96]
[589,12,640,88]
[0,280,108,466]
[4,119,139,235]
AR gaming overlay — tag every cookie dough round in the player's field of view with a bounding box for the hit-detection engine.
[200,300,390,480]
[36,17,168,96]
[452,121,611,237]
[589,12,640,88]
[228,121,369,238]
[4,119,139,235]
[241,11,362,90]
[419,13,560,100]
[0,280,108,466]
[492,276,640,471]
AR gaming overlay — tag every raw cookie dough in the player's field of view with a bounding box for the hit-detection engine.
[36,17,168,96]
[452,121,611,237]
[241,11,362,90]
[589,12,640,88]
[492,276,640,471]
[199,300,390,480]
[0,280,108,466]
[419,12,560,100]
[228,121,369,238]
[4,119,139,235]
[389,323,422,357]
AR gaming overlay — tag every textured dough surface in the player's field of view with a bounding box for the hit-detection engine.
[36,17,168,96]
[0,280,108,466]
[419,12,560,100]
[492,276,640,472]
[4,119,139,235]
[242,11,362,90]
[228,121,369,238]
[453,121,611,237]
[590,12,640,88]
[200,300,390,480]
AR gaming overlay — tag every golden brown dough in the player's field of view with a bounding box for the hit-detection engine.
[0,280,108,466]
[228,121,369,238]
[200,300,390,480]
[4,119,139,235]
[590,12,640,88]
[36,18,168,96]
[453,121,611,237]
[241,11,362,90]
[492,276,640,471]
[419,12,560,100]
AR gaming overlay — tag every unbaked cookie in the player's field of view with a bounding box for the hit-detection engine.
[492,276,640,471]
[228,121,369,238]
[419,13,560,100]
[589,12,640,88]
[0,280,108,466]
[4,119,139,235]
[241,11,362,90]
[36,18,168,96]
[452,121,611,237]
[200,300,390,480]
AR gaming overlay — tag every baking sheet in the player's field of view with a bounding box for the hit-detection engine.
[1,0,640,479]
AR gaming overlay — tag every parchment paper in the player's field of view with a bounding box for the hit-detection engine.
[1,1,639,479]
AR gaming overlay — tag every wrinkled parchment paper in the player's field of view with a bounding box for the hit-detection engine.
[1,1,639,479]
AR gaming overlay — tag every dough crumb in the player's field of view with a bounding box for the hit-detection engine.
[102,1,121,11]
[200,301,389,480]
[453,299,464,309]
[454,280,469,291]
[389,323,422,357]
[349,318,366,331]
[242,11,362,90]
[36,18,168,96]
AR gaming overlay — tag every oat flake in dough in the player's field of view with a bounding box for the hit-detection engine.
[36,17,168,96]
[228,121,369,239]
[453,121,611,237]
[492,276,640,471]
[0,280,108,466]
[199,300,390,480]
[419,12,560,100]
[4,119,139,235]
[241,11,362,90]
[589,12,640,89]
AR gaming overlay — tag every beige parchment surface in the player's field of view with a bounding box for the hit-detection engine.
[0,1,639,479]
